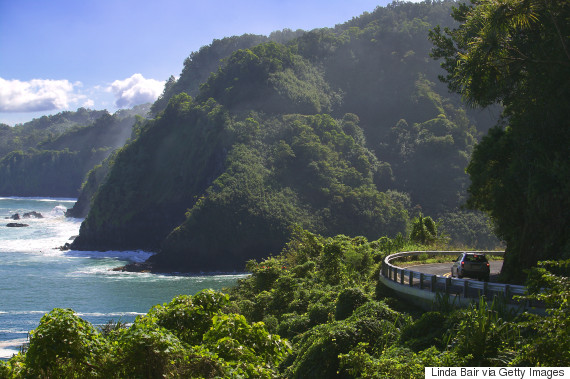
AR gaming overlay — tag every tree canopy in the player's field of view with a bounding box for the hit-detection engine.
[430,0,570,281]
[65,1,507,270]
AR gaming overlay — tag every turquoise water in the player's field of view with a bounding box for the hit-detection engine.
[0,197,245,359]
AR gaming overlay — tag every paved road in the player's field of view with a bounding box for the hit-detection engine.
[404,260,503,281]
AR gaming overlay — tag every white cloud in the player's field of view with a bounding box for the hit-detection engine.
[82,99,95,108]
[108,74,164,108]
[0,77,81,112]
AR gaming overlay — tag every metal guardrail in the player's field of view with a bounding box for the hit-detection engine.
[380,251,528,304]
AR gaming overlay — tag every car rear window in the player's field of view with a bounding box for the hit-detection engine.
[464,254,488,263]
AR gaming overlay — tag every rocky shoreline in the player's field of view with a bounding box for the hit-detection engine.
[111,261,155,273]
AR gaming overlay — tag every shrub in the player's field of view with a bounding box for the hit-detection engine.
[147,289,229,345]
[204,313,291,368]
[400,311,448,351]
[447,297,520,365]
[278,313,312,339]
[114,317,189,378]
[285,309,402,378]
[339,344,464,378]
[511,260,570,366]
[24,308,108,378]
[308,302,333,326]
[335,287,368,320]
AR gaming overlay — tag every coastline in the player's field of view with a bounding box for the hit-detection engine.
[112,259,251,277]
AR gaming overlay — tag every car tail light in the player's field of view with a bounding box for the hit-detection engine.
[461,262,464,266]
[486,262,490,267]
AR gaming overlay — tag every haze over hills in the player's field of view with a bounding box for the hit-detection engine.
[69,0,502,271]
[0,105,151,198]
[3,1,501,270]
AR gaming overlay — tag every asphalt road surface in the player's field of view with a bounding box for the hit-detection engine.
[405,260,503,281]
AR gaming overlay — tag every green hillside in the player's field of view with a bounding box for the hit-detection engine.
[72,1,500,270]
[0,105,150,198]
[0,108,107,157]
[2,0,569,375]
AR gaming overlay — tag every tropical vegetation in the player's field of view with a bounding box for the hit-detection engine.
[1,229,568,377]
[71,0,501,272]
[430,0,570,281]
[0,106,150,198]
[1,0,569,375]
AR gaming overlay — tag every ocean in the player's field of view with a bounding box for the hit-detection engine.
[0,197,245,360]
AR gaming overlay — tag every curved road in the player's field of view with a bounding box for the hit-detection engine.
[404,260,503,281]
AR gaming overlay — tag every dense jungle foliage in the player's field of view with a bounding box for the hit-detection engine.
[0,105,150,198]
[2,229,568,377]
[0,108,107,157]
[2,0,568,376]
[71,0,502,271]
[430,0,570,282]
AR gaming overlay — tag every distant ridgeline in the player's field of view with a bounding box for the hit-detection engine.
[0,105,151,198]
[68,1,500,271]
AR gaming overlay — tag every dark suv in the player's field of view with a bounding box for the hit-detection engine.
[451,253,490,281]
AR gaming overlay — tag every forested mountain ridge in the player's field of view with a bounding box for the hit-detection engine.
[2,0,568,375]
[0,105,150,198]
[71,0,500,270]
[150,30,305,115]
[0,108,107,157]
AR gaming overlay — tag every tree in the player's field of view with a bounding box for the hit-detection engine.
[410,213,439,245]
[430,0,570,282]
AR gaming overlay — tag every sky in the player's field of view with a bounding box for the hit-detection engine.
[0,0,404,126]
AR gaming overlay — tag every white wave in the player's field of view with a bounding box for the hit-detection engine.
[0,311,49,315]
[0,338,28,347]
[67,267,183,280]
[0,197,76,202]
[0,347,20,359]
[0,329,27,334]
[0,338,28,359]
[64,250,154,262]
[0,239,68,255]
[75,311,145,317]
[0,215,82,254]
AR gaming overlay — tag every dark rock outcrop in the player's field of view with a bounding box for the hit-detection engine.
[23,211,43,218]
[112,262,154,273]
[7,223,29,227]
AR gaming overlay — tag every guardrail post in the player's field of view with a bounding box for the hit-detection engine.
[379,250,537,311]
